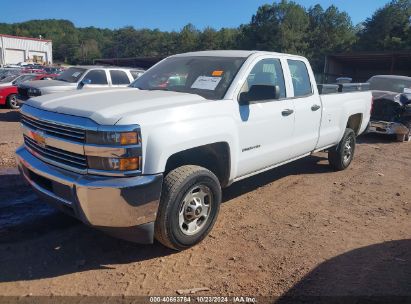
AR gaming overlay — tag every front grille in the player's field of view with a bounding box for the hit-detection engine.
[18,87,29,100]
[21,114,86,143]
[24,135,87,170]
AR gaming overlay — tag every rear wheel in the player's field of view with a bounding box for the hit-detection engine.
[328,128,356,171]
[6,94,20,109]
[155,165,221,250]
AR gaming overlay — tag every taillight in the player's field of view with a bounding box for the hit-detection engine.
[370,97,374,114]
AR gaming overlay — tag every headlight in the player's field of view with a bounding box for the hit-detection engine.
[85,128,142,173]
[86,130,139,145]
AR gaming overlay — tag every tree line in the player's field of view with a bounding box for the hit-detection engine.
[0,0,409,73]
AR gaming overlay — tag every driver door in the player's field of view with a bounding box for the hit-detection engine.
[236,57,296,178]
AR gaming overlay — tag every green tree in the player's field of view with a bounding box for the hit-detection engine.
[307,4,356,72]
[178,24,200,52]
[199,27,218,50]
[239,0,309,54]
[216,28,240,49]
[357,0,411,50]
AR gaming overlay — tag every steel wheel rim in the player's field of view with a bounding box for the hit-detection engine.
[343,136,353,164]
[10,96,18,108]
[178,185,212,236]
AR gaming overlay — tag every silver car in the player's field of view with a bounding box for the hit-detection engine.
[17,66,145,103]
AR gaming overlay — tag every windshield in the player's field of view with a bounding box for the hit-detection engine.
[130,56,246,99]
[56,67,86,83]
[14,75,37,85]
[0,75,19,83]
[369,76,411,93]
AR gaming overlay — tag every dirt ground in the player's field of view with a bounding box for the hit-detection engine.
[0,108,410,299]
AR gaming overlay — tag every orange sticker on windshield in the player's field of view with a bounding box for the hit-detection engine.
[212,70,224,76]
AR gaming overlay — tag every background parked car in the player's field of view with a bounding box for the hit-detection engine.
[368,75,411,142]
[42,67,65,75]
[17,66,145,103]
[0,68,20,80]
[0,74,32,87]
[0,73,56,109]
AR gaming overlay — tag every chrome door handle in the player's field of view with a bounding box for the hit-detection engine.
[311,104,321,111]
[282,109,294,116]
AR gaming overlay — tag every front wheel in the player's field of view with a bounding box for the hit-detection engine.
[328,128,356,171]
[155,165,221,250]
[6,94,20,109]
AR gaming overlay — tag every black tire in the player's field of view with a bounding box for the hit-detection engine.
[155,165,221,250]
[6,94,20,109]
[328,128,356,171]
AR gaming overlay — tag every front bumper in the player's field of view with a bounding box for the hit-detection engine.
[368,120,410,135]
[16,146,163,243]
[16,95,29,105]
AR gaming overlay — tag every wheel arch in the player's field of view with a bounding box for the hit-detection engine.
[164,142,231,188]
[346,113,363,135]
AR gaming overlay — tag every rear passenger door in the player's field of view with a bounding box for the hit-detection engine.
[286,59,322,156]
[109,70,132,87]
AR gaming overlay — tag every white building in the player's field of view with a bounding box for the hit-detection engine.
[0,34,53,66]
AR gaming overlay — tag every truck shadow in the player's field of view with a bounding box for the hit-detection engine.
[277,239,411,303]
[0,154,332,282]
[0,109,21,122]
[0,204,175,282]
[223,154,330,202]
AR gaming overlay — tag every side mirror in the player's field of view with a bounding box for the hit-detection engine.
[239,85,280,105]
[78,78,91,89]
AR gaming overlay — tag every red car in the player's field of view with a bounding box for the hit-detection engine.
[0,74,55,109]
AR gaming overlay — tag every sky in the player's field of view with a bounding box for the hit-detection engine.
[0,0,390,31]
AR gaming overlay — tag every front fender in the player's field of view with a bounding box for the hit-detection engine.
[142,116,238,181]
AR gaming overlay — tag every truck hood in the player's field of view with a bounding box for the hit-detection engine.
[25,88,207,125]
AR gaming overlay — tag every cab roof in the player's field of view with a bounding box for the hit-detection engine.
[172,50,307,61]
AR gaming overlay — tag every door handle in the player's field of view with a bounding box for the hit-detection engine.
[281,109,294,116]
[311,104,321,111]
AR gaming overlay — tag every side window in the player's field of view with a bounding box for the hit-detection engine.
[110,70,131,85]
[287,60,312,97]
[84,70,108,85]
[241,58,286,99]
[130,70,144,79]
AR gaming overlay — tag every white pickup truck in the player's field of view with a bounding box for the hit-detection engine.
[16,51,372,250]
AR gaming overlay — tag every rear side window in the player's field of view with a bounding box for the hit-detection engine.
[110,70,131,85]
[84,70,108,85]
[287,60,312,97]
